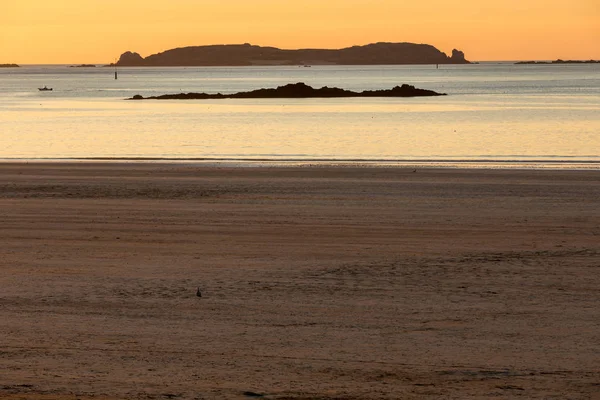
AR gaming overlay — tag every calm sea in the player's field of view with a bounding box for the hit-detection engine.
[1,63,599,168]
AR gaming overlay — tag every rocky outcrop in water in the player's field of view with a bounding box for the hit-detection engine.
[117,51,144,66]
[128,82,446,100]
[115,42,470,66]
[0,64,20,68]
[451,49,467,63]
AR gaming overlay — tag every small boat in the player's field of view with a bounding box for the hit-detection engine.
[38,86,53,91]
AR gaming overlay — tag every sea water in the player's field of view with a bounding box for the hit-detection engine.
[0,63,599,167]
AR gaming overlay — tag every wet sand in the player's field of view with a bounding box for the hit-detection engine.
[1,163,599,399]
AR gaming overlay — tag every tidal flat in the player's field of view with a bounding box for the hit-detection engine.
[1,163,598,399]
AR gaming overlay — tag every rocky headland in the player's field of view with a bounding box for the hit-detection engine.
[128,82,446,100]
[114,42,469,67]
[0,64,20,68]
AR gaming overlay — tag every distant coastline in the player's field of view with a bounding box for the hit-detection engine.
[0,64,20,68]
[113,42,470,67]
[515,59,600,65]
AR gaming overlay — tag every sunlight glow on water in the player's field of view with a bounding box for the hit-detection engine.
[1,64,599,165]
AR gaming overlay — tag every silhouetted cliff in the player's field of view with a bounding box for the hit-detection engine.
[128,82,446,100]
[115,43,469,67]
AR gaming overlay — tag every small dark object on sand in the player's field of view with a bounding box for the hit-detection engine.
[243,391,264,397]
[196,287,202,297]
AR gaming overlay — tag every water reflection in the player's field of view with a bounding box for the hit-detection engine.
[1,64,599,163]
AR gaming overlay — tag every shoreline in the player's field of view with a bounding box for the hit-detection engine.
[1,159,600,171]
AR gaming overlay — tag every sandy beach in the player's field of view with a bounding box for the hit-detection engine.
[0,163,598,399]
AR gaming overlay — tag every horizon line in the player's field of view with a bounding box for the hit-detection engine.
[4,41,599,65]
[5,58,600,66]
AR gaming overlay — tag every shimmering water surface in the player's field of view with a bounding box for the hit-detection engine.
[1,64,599,166]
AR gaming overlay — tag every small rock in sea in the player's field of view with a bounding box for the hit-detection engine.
[196,287,202,297]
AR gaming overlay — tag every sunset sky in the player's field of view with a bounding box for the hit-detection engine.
[2,0,598,64]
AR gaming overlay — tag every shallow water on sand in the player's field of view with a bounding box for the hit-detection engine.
[1,64,599,165]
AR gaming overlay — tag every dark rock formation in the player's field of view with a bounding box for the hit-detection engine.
[128,82,446,100]
[0,64,20,68]
[116,51,144,66]
[450,49,466,63]
[115,42,470,67]
[70,64,96,67]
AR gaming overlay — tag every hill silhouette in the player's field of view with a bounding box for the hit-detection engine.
[115,42,469,67]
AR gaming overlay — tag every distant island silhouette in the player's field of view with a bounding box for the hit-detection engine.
[128,82,446,100]
[0,64,20,68]
[70,64,96,68]
[113,42,469,67]
[516,59,600,65]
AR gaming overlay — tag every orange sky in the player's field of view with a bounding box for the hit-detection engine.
[1,0,598,63]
